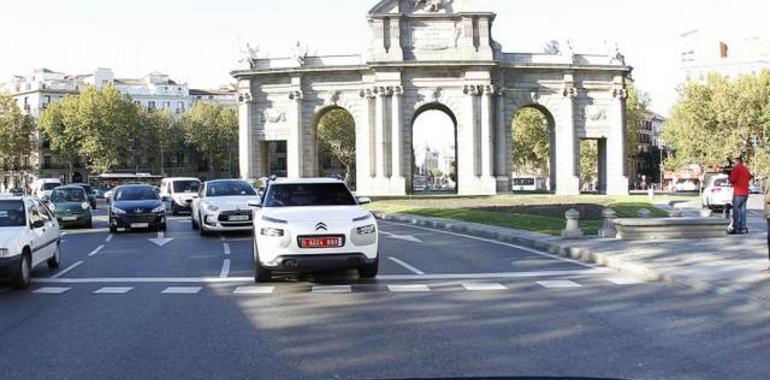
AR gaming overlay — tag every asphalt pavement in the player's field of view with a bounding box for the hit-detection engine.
[0,204,769,379]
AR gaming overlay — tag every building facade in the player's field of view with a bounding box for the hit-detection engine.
[681,30,770,83]
[233,0,632,196]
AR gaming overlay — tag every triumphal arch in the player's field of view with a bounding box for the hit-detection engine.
[232,0,631,196]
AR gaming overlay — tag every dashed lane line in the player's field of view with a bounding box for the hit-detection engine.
[33,287,71,294]
[387,257,425,275]
[223,243,231,256]
[607,277,646,285]
[312,285,352,294]
[88,245,105,257]
[379,220,595,269]
[51,261,84,279]
[219,259,231,278]
[537,280,582,289]
[93,287,133,294]
[462,282,508,291]
[161,287,202,294]
[387,284,431,293]
[233,286,275,294]
[105,234,113,242]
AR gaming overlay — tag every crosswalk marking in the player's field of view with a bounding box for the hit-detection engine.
[462,283,508,291]
[312,285,352,294]
[33,287,71,294]
[93,287,133,294]
[233,286,274,294]
[161,287,202,294]
[536,280,582,289]
[606,277,646,285]
[387,284,431,293]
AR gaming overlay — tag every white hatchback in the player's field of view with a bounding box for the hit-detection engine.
[702,174,733,211]
[191,180,261,235]
[251,178,378,282]
[0,196,61,288]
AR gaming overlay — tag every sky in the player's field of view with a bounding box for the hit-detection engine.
[1,0,769,116]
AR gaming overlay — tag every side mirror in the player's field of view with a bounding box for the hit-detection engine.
[32,220,45,229]
[247,200,262,208]
[357,196,372,205]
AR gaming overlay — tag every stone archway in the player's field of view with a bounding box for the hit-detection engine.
[409,103,458,194]
[510,104,557,192]
[313,106,357,189]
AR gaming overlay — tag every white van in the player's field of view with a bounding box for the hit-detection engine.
[32,178,63,201]
[159,177,202,215]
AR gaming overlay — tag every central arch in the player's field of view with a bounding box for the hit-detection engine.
[409,103,458,194]
[510,104,556,192]
[313,106,357,189]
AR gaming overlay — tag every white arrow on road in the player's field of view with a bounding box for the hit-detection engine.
[149,231,175,247]
[380,231,423,244]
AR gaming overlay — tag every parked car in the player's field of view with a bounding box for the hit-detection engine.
[32,178,62,201]
[109,184,166,233]
[191,179,260,236]
[160,177,201,215]
[71,183,97,209]
[251,178,378,282]
[0,196,61,288]
[48,186,93,229]
[674,179,698,193]
[750,182,762,194]
[702,174,733,211]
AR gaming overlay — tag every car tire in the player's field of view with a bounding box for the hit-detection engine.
[110,224,118,233]
[160,222,167,232]
[12,253,32,289]
[199,213,210,236]
[47,244,61,269]
[191,214,199,230]
[253,242,272,283]
[358,257,379,279]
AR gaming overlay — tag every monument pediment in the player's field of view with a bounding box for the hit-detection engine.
[369,0,487,16]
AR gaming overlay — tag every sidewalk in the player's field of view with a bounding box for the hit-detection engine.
[374,209,770,306]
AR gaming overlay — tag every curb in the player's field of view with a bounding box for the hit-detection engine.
[373,211,770,307]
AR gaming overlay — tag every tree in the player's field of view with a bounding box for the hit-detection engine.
[141,108,181,176]
[39,96,83,181]
[662,70,770,177]
[0,95,36,181]
[579,139,598,189]
[180,102,238,178]
[511,107,550,179]
[317,108,356,186]
[625,82,651,175]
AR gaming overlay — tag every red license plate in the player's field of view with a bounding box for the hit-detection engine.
[300,236,343,249]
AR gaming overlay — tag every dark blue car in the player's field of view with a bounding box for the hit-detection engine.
[108,184,166,233]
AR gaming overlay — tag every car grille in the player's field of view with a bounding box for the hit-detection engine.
[120,214,158,223]
[218,210,252,226]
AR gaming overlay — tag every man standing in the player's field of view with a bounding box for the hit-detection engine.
[729,156,752,234]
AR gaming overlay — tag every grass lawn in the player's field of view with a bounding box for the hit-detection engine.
[367,194,680,236]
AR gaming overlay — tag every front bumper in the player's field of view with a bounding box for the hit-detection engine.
[263,253,376,273]
[0,255,22,278]
[201,210,254,232]
[55,213,92,226]
[112,213,165,229]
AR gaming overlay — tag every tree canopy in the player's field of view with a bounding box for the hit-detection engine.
[180,102,238,178]
[317,108,357,185]
[0,95,36,171]
[511,107,550,179]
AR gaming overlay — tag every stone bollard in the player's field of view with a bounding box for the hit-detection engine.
[669,209,683,218]
[598,208,618,238]
[637,208,652,218]
[700,208,713,218]
[648,187,655,202]
[561,209,584,239]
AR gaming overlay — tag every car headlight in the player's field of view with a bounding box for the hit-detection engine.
[260,227,285,237]
[49,203,57,210]
[356,224,376,235]
[203,202,218,212]
[81,202,90,210]
[261,215,288,224]
[112,206,127,215]
[0,248,8,257]
[152,205,166,213]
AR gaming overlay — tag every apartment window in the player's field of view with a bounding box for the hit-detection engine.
[176,101,185,114]
[134,100,141,106]
[43,155,53,169]
[148,101,156,110]
[164,101,170,109]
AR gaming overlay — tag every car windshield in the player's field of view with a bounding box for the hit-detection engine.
[50,189,86,203]
[714,178,731,187]
[42,183,60,191]
[263,183,356,207]
[115,187,159,201]
[0,200,26,227]
[206,182,256,197]
[173,181,200,193]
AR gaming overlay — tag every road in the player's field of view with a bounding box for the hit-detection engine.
[0,205,769,380]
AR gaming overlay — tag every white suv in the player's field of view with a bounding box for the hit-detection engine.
[0,196,61,288]
[251,178,378,282]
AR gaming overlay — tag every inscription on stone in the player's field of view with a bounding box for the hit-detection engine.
[410,22,459,51]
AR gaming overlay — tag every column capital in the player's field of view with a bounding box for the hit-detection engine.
[463,84,482,96]
[359,88,375,99]
[373,86,392,97]
[288,90,304,101]
[562,85,578,98]
[612,88,628,99]
[238,91,255,104]
[392,85,404,97]
[482,84,496,96]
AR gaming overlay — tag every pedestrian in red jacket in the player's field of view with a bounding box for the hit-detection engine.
[729,156,752,234]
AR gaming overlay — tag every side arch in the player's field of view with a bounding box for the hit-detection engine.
[408,102,459,194]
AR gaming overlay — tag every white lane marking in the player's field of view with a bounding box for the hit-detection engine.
[51,260,84,279]
[233,286,275,294]
[219,259,231,278]
[223,243,231,256]
[93,287,133,294]
[33,287,71,294]
[220,236,226,242]
[148,231,174,247]
[387,257,425,275]
[387,284,431,293]
[607,277,646,285]
[380,231,423,244]
[88,245,105,257]
[105,234,113,242]
[537,280,582,289]
[33,269,613,284]
[380,220,594,268]
[161,287,202,294]
[462,282,508,291]
[312,285,352,294]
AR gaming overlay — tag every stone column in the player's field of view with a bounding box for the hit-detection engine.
[287,90,303,178]
[374,86,390,179]
[480,85,494,179]
[461,85,480,192]
[494,87,507,178]
[357,89,375,190]
[391,86,404,181]
[607,85,630,196]
[554,83,580,195]
[237,88,256,179]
